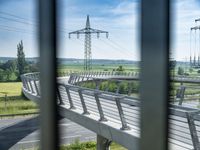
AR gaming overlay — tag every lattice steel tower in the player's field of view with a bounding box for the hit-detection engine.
[69,15,109,70]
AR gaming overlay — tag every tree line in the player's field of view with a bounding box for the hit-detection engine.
[0,41,39,82]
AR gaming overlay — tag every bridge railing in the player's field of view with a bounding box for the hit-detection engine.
[21,72,200,150]
[57,82,140,130]
[21,72,40,96]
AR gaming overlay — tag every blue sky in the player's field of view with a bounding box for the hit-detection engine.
[0,0,200,61]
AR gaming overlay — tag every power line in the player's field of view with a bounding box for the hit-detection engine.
[99,38,134,57]
[0,24,35,33]
[0,27,34,35]
[0,11,36,22]
[108,38,135,55]
[95,38,133,58]
[0,11,70,33]
[0,16,34,25]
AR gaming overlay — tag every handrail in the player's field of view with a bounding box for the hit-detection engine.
[21,72,200,149]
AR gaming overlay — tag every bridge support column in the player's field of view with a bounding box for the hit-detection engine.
[96,135,112,150]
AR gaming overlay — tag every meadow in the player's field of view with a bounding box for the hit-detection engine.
[0,82,38,115]
[57,63,139,74]
[60,141,127,150]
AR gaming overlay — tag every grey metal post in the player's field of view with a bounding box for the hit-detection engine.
[21,77,27,89]
[97,135,112,150]
[75,76,80,85]
[140,0,169,149]
[57,87,64,105]
[68,75,72,84]
[94,91,107,122]
[65,86,75,109]
[25,78,31,91]
[29,79,35,94]
[73,75,77,84]
[78,89,90,115]
[33,80,40,96]
[115,96,130,130]
[186,112,200,150]
[39,0,59,149]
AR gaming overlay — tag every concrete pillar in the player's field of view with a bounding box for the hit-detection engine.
[96,135,112,150]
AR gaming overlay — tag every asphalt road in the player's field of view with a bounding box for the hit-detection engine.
[0,115,96,150]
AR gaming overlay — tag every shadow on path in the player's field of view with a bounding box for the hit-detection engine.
[0,117,39,150]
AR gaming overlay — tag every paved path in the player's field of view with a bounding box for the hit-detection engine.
[0,116,95,150]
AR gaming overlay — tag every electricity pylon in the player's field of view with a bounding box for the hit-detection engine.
[69,15,109,70]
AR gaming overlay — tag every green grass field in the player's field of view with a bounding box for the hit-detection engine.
[0,82,38,115]
[60,140,127,150]
[57,64,139,74]
[0,82,22,97]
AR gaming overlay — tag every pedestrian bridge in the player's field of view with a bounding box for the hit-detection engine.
[21,72,200,150]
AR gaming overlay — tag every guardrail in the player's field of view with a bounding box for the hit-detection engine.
[21,72,200,150]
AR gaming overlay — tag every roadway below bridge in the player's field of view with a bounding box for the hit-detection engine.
[0,116,95,150]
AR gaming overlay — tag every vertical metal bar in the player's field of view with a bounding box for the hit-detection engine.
[115,96,130,130]
[140,0,169,149]
[38,0,59,149]
[25,78,31,91]
[78,89,90,115]
[186,112,200,150]
[94,91,107,122]
[33,80,40,96]
[57,86,64,105]
[21,76,27,89]
[29,79,35,94]
[65,86,76,109]
[96,135,112,150]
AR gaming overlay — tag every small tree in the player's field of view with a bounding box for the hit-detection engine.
[116,65,124,72]
[17,40,26,76]
[177,67,184,75]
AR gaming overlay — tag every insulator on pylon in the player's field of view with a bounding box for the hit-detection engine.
[97,32,100,38]
[77,33,79,39]
[69,34,71,39]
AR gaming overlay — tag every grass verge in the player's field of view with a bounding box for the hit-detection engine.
[60,140,127,150]
[0,82,38,115]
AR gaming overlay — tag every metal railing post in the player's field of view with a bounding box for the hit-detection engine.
[115,96,130,130]
[57,87,64,105]
[21,76,27,90]
[186,112,200,150]
[26,78,31,92]
[33,80,40,96]
[78,89,90,115]
[94,91,107,122]
[29,79,35,94]
[65,86,75,109]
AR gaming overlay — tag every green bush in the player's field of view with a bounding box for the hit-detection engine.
[60,139,96,150]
